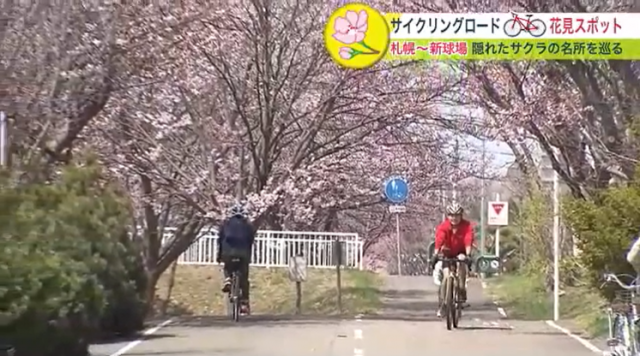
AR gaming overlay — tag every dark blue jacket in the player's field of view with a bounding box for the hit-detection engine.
[218,216,255,251]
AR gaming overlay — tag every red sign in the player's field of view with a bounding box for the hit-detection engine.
[491,203,505,215]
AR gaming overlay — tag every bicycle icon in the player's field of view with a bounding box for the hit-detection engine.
[503,12,547,37]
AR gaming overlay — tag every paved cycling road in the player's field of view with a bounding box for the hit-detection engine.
[91,275,599,356]
[354,276,597,356]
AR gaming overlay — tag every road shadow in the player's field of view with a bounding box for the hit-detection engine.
[456,325,513,331]
[169,313,450,325]
[126,350,216,356]
[374,282,501,322]
[361,313,442,322]
[382,288,431,299]
[169,314,364,328]
[92,332,176,345]
[512,330,565,336]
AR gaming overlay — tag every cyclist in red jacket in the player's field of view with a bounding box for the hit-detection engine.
[433,202,474,317]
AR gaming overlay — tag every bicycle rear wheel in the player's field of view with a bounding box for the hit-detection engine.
[230,272,241,322]
[444,276,454,330]
[503,19,521,37]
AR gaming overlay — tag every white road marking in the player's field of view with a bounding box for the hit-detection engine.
[354,315,364,356]
[108,318,173,356]
[497,306,507,317]
[545,320,602,353]
[354,329,363,339]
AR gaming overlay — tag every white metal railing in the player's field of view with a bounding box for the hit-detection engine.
[162,228,363,269]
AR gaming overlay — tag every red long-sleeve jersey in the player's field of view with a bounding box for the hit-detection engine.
[434,219,474,257]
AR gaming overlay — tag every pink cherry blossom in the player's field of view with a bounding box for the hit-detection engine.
[339,47,352,59]
[333,10,368,44]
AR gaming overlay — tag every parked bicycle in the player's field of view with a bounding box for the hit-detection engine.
[603,273,640,356]
[439,257,464,330]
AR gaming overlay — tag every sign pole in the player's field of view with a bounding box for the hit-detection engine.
[480,139,486,255]
[396,212,401,276]
[495,193,501,258]
[553,170,560,321]
[0,111,6,166]
[382,175,409,277]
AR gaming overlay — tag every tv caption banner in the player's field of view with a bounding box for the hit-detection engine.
[323,3,640,69]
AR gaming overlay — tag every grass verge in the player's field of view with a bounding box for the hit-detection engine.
[487,272,608,337]
[155,265,383,316]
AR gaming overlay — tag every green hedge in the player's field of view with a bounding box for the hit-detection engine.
[563,175,640,300]
[0,159,147,356]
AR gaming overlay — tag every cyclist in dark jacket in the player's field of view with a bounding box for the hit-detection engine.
[216,203,255,315]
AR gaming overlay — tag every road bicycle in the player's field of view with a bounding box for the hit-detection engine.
[439,257,465,330]
[227,258,243,322]
[503,12,546,38]
[603,273,640,356]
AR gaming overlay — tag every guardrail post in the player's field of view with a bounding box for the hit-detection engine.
[279,238,285,267]
[213,230,219,265]
[265,231,272,268]
[358,235,364,270]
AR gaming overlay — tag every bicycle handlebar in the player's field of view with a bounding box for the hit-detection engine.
[604,273,638,291]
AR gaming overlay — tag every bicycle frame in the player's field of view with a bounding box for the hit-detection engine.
[511,14,534,30]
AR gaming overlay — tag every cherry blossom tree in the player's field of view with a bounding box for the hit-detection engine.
[84,0,485,283]
[2,0,489,289]
[0,1,177,169]
[409,0,640,199]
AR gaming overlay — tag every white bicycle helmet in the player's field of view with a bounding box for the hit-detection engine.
[446,201,463,215]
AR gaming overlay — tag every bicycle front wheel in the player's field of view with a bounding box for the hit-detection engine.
[529,19,547,37]
[444,277,454,330]
[452,279,461,328]
[612,313,635,356]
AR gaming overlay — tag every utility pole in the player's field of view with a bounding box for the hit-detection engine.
[553,170,560,321]
[441,188,446,221]
[452,138,459,200]
[480,138,486,255]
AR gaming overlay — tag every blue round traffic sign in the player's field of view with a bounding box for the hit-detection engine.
[383,176,409,204]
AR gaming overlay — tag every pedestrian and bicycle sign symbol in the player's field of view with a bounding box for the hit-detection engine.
[383,175,409,204]
[476,255,501,273]
[488,201,509,226]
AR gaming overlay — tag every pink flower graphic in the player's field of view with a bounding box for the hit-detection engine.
[339,47,353,59]
[333,10,368,44]
[331,9,379,61]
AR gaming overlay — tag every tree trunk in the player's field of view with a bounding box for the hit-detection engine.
[160,261,179,315]
[144,269,160,317]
